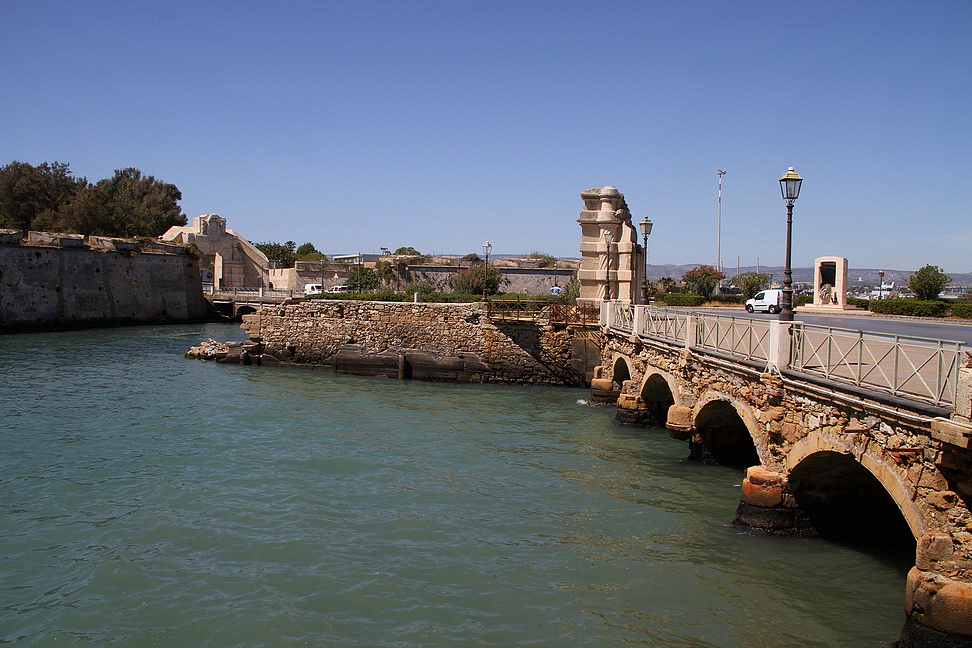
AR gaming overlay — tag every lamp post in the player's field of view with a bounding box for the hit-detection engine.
[639,217,653,303]
[482,241,491,302]
[779,167,803,321]
[879,269,885,300]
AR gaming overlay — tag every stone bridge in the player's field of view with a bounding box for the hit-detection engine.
[210,288,295,319]
[592,302,972,646]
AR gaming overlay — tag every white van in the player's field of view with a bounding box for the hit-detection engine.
[745,289,783,314]
[303,284,324,296]
[329,285,350,293]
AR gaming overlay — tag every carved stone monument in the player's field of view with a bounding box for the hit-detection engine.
[162,214,269,289]
[811,256,850,310]
[576,186,643,305]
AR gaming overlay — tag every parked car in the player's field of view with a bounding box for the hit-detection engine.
[329,285,350,293]
[303,284,325,296]
[745,289,783,314]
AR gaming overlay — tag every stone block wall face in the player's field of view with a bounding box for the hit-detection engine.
[249,300,585,386]
[601,336,972,589]
[0,243,209,330]
[576,186,642,305]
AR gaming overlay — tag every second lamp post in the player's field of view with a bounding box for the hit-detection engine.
[482,241,491,301]
[779,167,803,321]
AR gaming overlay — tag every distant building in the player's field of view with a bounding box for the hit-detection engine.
[162,214,268,289]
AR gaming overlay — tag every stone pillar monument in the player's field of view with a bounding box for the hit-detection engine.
[577,186,642,305]
[809,256,852,311]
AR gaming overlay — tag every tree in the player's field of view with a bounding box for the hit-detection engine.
[348,265,379,292]
[448,265,502,296]
[908,265,950,300]
[256,241,297,267]
[296,242,326,261]
[83,168,186,237]
[394,246,422,256]
[0,161,84,232]
[657,276,677,293]
[681,265,725,297]
[0,161,186,237]
[731,272,772,298]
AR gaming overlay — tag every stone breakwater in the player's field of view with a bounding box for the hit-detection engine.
[189,300,601,387]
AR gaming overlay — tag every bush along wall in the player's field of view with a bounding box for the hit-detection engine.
[949,301,972,319]
[869,299,949,317]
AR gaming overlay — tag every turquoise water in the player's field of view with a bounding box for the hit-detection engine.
[1,324,910,647]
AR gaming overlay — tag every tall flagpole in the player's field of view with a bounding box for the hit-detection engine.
[717,170,726,274]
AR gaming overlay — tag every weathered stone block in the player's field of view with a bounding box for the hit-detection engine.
[906,567,972,637]
[917,532,955,570]
[740,467,785,508]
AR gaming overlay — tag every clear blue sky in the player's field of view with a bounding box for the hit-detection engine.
[2,0,970,272]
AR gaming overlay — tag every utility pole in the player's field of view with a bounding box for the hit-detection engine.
[717,170,726,274]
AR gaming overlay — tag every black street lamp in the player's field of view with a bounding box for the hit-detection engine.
[639,217,653,303]
[482,241,491,301]
[879,269,885,300]
[779,167,802,321]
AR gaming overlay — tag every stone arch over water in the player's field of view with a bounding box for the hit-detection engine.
[236,305,258,319]
[690,394,762,467]
[638,371,677,426]
[610,354,632,390]
[785,449,917,551]
[786,434,925,542]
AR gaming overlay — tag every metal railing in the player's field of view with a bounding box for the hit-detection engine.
[611,301,634,333]
[639,307,691,345]
[487,299,600,326]
[791,323,964,407]
[604,302,966,408]
[695,313,772,362]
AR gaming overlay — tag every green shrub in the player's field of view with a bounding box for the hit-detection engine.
[847,297,870,309]
[949,302,972,319]
[656,293,705,307]
[794,294,813,307]
[869,299,948,317]
[706,294,746,305]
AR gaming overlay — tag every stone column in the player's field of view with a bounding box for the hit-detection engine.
[577,186,640,305]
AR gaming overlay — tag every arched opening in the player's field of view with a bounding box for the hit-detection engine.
[691,399,759,468]
[640,373,675,426]
[236,305,257,319]
[611,357,631,390]
[788,451,915,554]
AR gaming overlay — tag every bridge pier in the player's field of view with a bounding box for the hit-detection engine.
[732,466,817,536]
[900,534,972,647]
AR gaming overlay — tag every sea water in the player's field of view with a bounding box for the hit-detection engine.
[0,323,910,647]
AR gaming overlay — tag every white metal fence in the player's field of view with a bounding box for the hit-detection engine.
[791,323,964,407]
[606,303,965,408]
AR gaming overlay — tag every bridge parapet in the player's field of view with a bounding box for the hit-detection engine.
[597,302,972,645]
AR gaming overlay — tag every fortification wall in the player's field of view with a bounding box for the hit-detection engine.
[239,300,596,386]
[0,234,210,331]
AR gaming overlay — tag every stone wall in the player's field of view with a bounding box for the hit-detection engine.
[0,233,209,331]
[241,300,596,386]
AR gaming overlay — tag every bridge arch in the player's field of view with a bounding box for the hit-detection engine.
[235,305,258,319]
[609,354,633,390]
[690,393,762,467]
[638,370,678,426]
[786,434,925,542]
